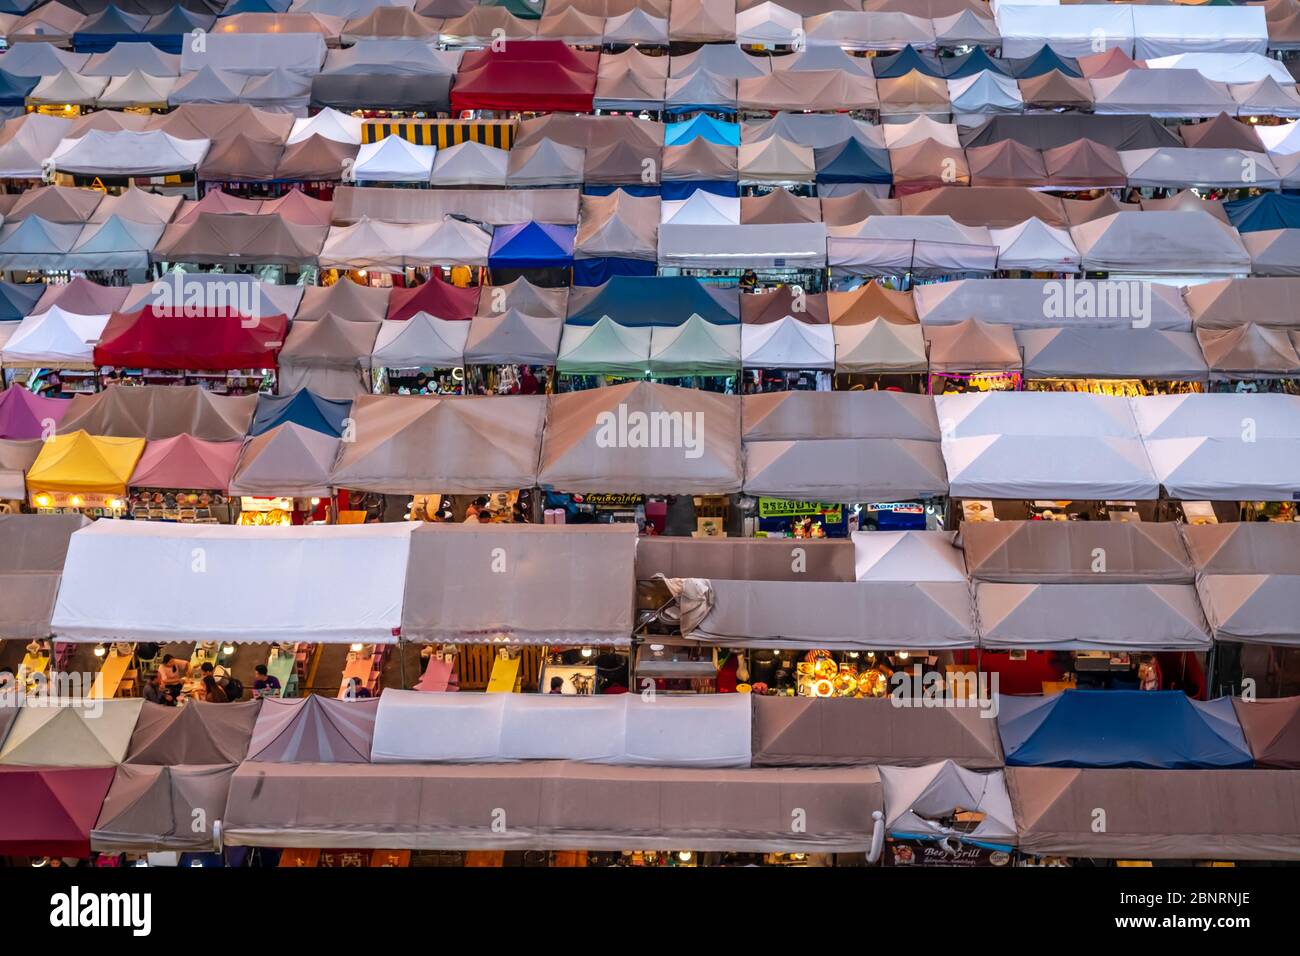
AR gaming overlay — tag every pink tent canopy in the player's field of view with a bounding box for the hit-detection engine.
[129,434,242,492]
[0,387,69,441]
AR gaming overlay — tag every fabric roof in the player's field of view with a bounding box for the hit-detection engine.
[1183,523,1300,647]
[60,384,255,442]
[0,766,115,858]
[94,305,287,371]
[0,386,69,441]
[26,430,144,497]
[0,699,143,766]
[464,309,563,366]
[51,521,415,644]
[926,318,1021,373]
[250,389,351,439]
[0,512,86,640]
[1018,327,1209,382]
[647,315,739,378]
[964,519,1194,586]
[881,760,1016,844]
[129,435,240,492]
[371,313,467,369]
[124,700,258,765]
[91,763,235,854]
[1232,696,1300,769]
[246,695,379,763]
[228,421,340,498]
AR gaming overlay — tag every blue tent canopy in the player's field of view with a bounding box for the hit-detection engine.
[871,45,942,79]
[665,113,741,147]
[1010,45,1083,79]
[0,281,44,322]
[72,6,151,53]
[942,45,1011,79]
[218,0,291,13]
[814,139,892,185]
[489,222,576,270]
[567,276,739,327]
[1225,192,1300,233]
[250,389,352,439]
[660,180,737,201]
[582,184,659,199]
[997,690,1253,769]
[142,8,215,54]
[573,256,657,286]
[0,70,39,108]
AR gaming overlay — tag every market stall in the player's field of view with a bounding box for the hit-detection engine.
[880,761,1017,867]
[0,513,86,642]
[59,384,256,442]
[0,766,116,859]
[228,422,340,526]
[0,698,144,766]
[25,430,145,516]
[244,695,379,764]
[126,434,240,523]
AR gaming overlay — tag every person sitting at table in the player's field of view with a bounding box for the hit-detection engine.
[142,671,174,706]
[253,664,281,698]
[200,675,228,704]
[198,662,238,700]
[157,655,189,699]
[344,676,371,700]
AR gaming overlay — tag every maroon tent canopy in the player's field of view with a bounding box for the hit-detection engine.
[386,276,479,322]
[451,41,598,113]
[0,766,116,858]
[94,306,289,371]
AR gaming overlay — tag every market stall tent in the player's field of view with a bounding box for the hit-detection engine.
[833,318,927,374]
[557,317,651,376]
[227,421,340,498]
[997,691,1250,769]
[881,760,1016,845]
[124,700,259,765]
[913,277,1192,332]
[91,764,236,854]
[0,513,86,641]
[50,521,417,644]
[59,385,256,442]
[370,691,748,766]
[0,387,68,441]
[1008,767,1300,861]
[646,315,740,378]
[245,695,379,763]
[1232,696,1300,769]
[277,315,380,400]
[93,307,289,372]
[0,699,144,766]
[1183,523,1300,647]
[250,389,351,439]
[371,313,468,370]
[0,766,116,858]
[330,393,546,495]
[962,520,1196,586]
[129,435,240,493]
[25,430,145,498]
[49,129,210,176]
[1130,393,1300,500]
[936,391,1159,500]
[1017,327,1209,383]
[464,309,562,367]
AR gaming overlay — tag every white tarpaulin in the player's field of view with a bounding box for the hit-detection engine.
[994,5,1135,58]
[0,307,109,369]
[50,522,416,644]
[49,130,210,176]
[1131,393,1300,501]
[852,531,967,583]
[937,391,1159,500]
[1145,53,1291,85]
[1130,7,1267,59]
[370,691,751,768]
[741,316,835,369]
[880,760,1017,844]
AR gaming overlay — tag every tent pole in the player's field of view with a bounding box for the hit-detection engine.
[398,636,408,690]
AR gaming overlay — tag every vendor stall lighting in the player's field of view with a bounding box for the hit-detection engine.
[94,644,106,658]
[581,647,594,658]
[222,644,235,656]
[34,494,50,507]
[70,496,82,507]
[310,497,320,506]
[109,499,123,510]
[350,642,364,653]
[677,851,692,862]
[897,651,909,660]
[650,644,664,652]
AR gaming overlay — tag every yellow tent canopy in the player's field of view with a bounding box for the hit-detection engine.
[26,430,145,496]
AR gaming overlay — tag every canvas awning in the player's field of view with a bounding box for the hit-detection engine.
[646,316,739,378]
[1232,696,1300,768]
[962,520,1195,585]
[1,699,144,766]
[1183,277,1300,331]
[0,766,115,858]
[937,391,1159,500]
[50,521,416,644]
[635,536,855,583]
[1017,327,1209,383]
[1008,767,1300,861]
[0,387,69,441]
[372,313,468,369]
[94,306,288,371]
[828,216,998,276]
[1197,323,1300,380]
[124,700,258,766]
[129,435,240,492]
[370,691,747,766]
[566,275,737,327]
[26,430,144,498]
[1183,523,1300,647]
[152,213,326,266]
[60,384,255,442]
[0,512,86,641]
[330,393,545,494]
[91,764,236,854]
[882,761,1017,844]
[277,315,379,400]
[1070,211,1250,276]
[49,129,209,176]
[539,380,742,494]
[321,216,491,272]
[913,278,1192,332]
[221,761,883,852]
[245,696,379,763]
[228,422,340,499]
[250,390,351,440]
[1131,393,1300,500]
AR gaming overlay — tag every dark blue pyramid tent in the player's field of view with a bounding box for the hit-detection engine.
[573,256,657,287]
[0,70,39,109]
[567,276,739,327]
[218,0,291,13]
[1225,192,1300,233]
[997,690,1253,769]
[813,139,892,185]
[1009,45,1083,79]
[142,7,215,54]
[871,45,942,79]
[488,222,576,271]
[0,282,45,322]
[941,45,1010,79]
[665,113,741,147]
[250,389,352,439]
[660,180,737,202]
[0,0,37,13]
[72,6,151,53]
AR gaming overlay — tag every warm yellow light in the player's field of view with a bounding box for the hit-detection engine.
[70,495,82,507]
[350,642,364,653]
[93,644,106,658]
[35,494,50,507]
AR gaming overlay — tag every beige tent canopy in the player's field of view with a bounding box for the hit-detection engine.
[1017,327,1209,383]
[60,385,256,442]
[1197,323,1300,380]
[124,700,259,766]
[296,278,391,324]
[635,536,856,583]
[962,520,1196,584]
[91,764,236,854]
[925,318,1022,374]
[752,697,1003,768]
[741,391,947,502]
[575,190,658,262]
[478,277,569,319]
[538,381,742,494]
[1183,277,1300,331]
[222,761,884,852]
[331,394,546,494]
[835,318,928,374]
[1009,767,1300,861]
[402,524,636,646]
[0,700,144,767]
[1182,523,1300,647]
[228,423,340,498]
[0,513,88,641]
[277,315,381,400]
[246,696,379,763]
[0,439,42,504]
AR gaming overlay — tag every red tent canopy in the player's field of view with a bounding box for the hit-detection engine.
[94,306,289,371]
[451,41,598,113]
[0,766,115,858]
[386,276,479,322]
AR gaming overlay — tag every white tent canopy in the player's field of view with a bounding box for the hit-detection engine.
[1131,393,1300,501]
[1131,6,1267,59]
[49,130,210,176]
[853,530,967,583]
[1145,53,1291,85]
[288,107,363,145]
[370,691,751,768]
[937,391,1159,500]
[352,135,435,183]
[0,307,109,369]
[995,5,1136,58]
[990,218,1080,273]
[880,761,1017,844]
[50,522,416,644]
[431,141,508,187]
[741,316,835,370]
[371,314,469,369]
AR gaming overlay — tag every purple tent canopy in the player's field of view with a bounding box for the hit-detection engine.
[0,387,68,440]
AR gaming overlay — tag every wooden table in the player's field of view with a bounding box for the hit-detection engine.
[338,655,375,699]
[264,653,296,697]
[90,647,135,699]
